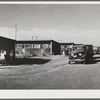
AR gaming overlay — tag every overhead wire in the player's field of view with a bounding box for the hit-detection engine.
[0,5,43,23]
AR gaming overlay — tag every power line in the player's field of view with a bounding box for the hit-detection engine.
[0,5,41,23]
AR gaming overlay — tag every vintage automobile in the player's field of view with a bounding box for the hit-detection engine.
[15,51,24,58]
[96,47,100,54]
[93,46,100,54]
[93,46,98,54]
[68,45,94,64]
[15,51,32,58]
[69,49,85,64]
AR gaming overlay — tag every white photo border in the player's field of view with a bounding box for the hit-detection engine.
[0,1,100,99]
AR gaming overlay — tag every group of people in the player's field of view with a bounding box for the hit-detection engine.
[0,50,14,66]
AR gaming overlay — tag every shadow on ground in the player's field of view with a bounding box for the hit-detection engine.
[86,55,100,64]
[70,55,100,64]
[14,58,51,65]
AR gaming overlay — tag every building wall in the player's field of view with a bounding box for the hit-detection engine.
[0,37,15,60]
[15,40,61,57]
[52,40,60,55]
[15,42,51,57]
[60,43,74,55]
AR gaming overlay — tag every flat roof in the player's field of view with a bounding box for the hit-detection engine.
[16,39,60,44]
[17,39,52,42]
[60,42,75,45]
[0,36,15,41]
[74,44,83,45]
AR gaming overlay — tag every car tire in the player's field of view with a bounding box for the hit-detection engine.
[69,61,71,64]
[83,61,86,64]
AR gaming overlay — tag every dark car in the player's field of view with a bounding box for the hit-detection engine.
[15,51,32,58]
[93,46,100,54]
[69,50,85,64]
[68,45,94,64]
[96,47,100,54]
[93,46,98,54]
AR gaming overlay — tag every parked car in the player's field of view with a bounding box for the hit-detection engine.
[15,51,24,58]
[69,45,94,64]
[96,47,100,54]
[69,49,85,64]
[93,46,98,54]
[15,51,32,58]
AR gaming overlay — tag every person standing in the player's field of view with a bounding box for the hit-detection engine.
[1,50,6,66]
[9,50,14,65]
[4,50,7,64]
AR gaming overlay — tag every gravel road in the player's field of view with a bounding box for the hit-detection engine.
[0,55,100,89]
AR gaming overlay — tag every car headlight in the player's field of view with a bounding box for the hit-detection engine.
[78,53,82,56]
[71,53,74,56]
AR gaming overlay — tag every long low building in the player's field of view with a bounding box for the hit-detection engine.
[15,40,60,57]
[0,36,79,59]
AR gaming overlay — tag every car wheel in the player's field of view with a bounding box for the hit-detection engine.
[83,61,86,64]
[69,61,71,64]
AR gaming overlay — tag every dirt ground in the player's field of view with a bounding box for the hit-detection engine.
[0,54,100,89]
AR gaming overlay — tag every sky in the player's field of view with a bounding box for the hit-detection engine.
[0,4,100,46]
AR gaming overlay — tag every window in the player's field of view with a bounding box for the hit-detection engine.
[34,44,40,48]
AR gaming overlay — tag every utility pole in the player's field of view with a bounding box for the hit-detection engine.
[15,24,17,40]
[32,36,34,40]
[36,36,37,40]
[14,24,17,60]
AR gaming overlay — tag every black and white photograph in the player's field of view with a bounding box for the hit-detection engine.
[0,2,100,90]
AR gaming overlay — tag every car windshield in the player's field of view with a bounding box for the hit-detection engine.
[72,45,84,51]
[72,50,84,54]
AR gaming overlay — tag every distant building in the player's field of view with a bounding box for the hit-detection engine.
[0,36,15,59]
[60,42,75,55]
[74,44,83,46]
[15,40,60,57]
